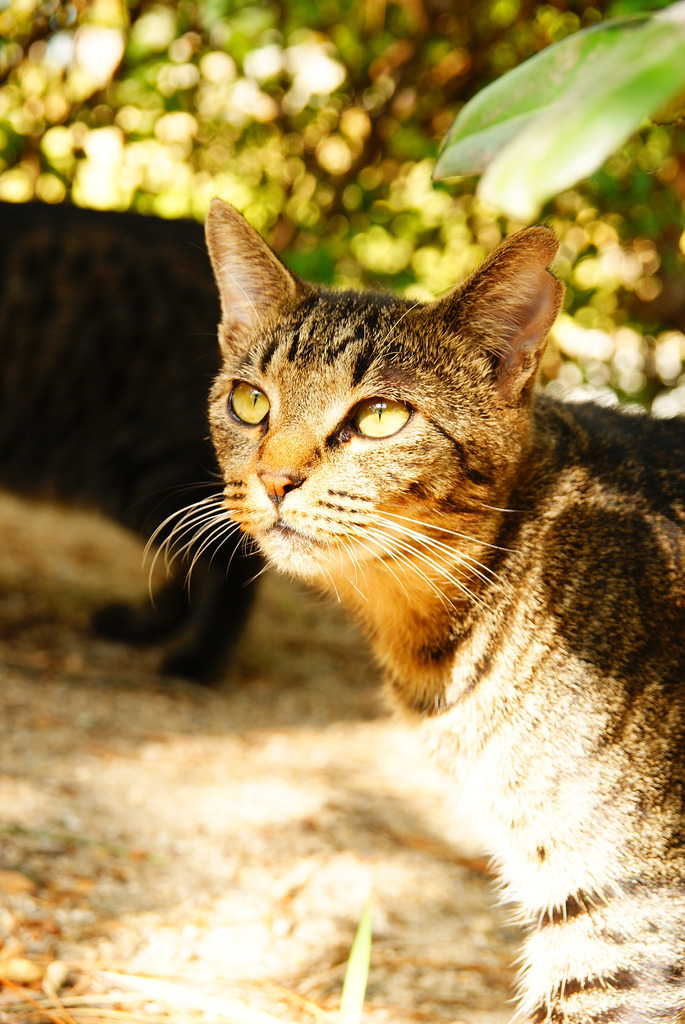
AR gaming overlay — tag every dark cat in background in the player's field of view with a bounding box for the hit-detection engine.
[0,200,260,682]
[204,199,685,1022]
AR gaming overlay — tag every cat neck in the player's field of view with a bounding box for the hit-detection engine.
[321,502,513,716]
[321,408,559,717]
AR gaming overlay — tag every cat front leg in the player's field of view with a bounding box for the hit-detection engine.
[517,884,685,1023]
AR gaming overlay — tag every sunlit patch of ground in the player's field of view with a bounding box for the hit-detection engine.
[0,493,517,1024]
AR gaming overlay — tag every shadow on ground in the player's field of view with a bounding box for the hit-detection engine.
[0,494,517,1024]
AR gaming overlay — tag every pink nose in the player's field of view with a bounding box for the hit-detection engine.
[257,469,305,503]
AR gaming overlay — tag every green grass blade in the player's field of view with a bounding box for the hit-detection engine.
[339,900,372,1024]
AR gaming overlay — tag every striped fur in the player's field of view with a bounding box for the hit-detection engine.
[204,199,685,1022]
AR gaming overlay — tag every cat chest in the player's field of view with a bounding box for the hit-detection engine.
[415,646,638,914]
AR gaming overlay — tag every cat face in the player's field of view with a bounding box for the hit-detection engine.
[209,291,477,580]
[206,200,563,596]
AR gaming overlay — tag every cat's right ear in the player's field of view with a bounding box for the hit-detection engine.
[205,199,300,355]
[430,227,564,403]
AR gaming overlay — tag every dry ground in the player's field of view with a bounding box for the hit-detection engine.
[0,492,519,1024]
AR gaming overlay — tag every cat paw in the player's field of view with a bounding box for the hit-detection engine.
[92,598,185,645]
[159,646,222,685]
[92,602,146,643]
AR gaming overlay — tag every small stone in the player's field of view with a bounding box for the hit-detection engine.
[0,937,25,959]
[0,957,44,983]
[0,870,36,894]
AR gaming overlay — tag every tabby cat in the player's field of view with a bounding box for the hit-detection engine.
[202,198,685,1022]
[0,200,259,682]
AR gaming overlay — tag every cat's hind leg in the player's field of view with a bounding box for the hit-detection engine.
[92,547,261,684]
[159,548,261,684]
[92,572,189,647]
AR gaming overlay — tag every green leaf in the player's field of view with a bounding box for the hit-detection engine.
[339,900,372,1024]
[434,2,685,220]
[435,14,648,178]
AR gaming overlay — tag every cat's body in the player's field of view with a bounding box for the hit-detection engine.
[203,199,685,1021]
[419,395,685,1021]
[0,200,259,682]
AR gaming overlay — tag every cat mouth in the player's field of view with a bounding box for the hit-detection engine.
[272,520,300,537]
[271,519,308,539]
[266,519,323,548]
[258,519,329,576]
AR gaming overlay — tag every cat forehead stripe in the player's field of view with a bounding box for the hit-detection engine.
[263,293,398,382]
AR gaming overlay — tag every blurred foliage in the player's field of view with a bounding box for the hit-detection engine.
[434,3,685,219]
[1,0,685,413]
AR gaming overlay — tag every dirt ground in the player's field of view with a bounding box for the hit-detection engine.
[0,492,519,1024]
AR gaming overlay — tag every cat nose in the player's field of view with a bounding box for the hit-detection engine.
[258,468,305,505]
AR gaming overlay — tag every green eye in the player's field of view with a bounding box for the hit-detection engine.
[231,382,270,425]
[354,398,410,438]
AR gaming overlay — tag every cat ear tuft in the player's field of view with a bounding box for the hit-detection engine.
[442,226,564,402]
[205,199,300,354]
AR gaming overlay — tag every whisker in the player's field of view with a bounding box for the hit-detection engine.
[331,527,367,587]
[364,526,469,608]
[145,494,224,561]
[221,523,259,578]
[347,531,415,603]
[477,501,520,514]
[397,538,482,606]
[379,508,510,553]
[185,521,243,588]
[321,564,342,603]
[156,507,229,577]
[144,493,230,594]
[334,533,370,602]
[248,562,271,585]
[374,540,454,612]
[371,514,504,590]
[349,525,461,612]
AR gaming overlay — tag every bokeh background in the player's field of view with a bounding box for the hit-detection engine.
[2,0,685,412]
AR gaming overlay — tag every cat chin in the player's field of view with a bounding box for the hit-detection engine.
[257,524,329,580]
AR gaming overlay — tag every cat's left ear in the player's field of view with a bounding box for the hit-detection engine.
[205,199,302,355]
[436,227,564,402]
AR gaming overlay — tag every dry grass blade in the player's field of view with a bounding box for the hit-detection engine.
[0,992,190,1022]
[254,981,338,1023]
[0,977,73,1024]
[0,973,309,1024]
[94,973,297,1024]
